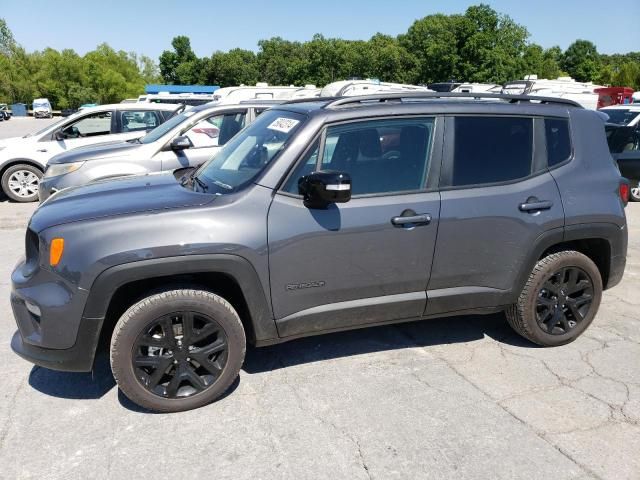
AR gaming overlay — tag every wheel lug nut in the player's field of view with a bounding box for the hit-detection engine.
[173,360,178,364]
[186,357,191,362]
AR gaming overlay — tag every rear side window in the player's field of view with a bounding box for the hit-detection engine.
[452,117,533,187]
[120,110,161,132]
[545,118,572,167]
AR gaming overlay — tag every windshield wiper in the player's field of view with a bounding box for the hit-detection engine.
[193,176,208,192]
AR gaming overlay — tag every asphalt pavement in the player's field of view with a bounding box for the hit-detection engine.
[0,119,638,480]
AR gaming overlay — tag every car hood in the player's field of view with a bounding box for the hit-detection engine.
[29,171,214,233]
[0,136,36,149]
[49,140,144,164]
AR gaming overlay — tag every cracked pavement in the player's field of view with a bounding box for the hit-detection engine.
[0,129,638,477]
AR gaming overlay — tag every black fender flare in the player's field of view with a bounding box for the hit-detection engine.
[82,254,278,342]
[513,222,626,299]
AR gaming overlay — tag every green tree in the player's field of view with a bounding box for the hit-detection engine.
[562,40,601,82]
[367,34,418,83]
[159,36,200,84]
[457,4,529,83]
[521,44,562,79]
[400,13,462,83]
[206,49,259,86]
[257,38,306,85]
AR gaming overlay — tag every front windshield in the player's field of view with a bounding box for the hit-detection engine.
[139,110,194,144]
[602,109,640,126]
[33,102,49,108]
[195,109,306,194]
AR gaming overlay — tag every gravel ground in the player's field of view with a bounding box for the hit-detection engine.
[0,119,639,480]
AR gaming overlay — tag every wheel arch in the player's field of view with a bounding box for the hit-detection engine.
[84,255,278,353]
[0,158,45,178]
[514,223,626,299]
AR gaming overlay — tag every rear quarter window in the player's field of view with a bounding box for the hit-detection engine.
[545,118,572,167]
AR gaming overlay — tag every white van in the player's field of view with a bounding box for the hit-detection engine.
[320,79,433,97]
[210,83,319,103]
[32,98,52,118]
[502,76,603,109]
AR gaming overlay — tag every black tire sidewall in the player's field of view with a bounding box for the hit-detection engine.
[110,291,246,412]
[1,164,42,203]
[521,253,603,346]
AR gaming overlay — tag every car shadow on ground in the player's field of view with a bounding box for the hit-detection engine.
[243,312,537,374]
[27,312,537,409]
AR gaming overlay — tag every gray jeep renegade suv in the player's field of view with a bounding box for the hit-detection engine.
[10,93,629,412]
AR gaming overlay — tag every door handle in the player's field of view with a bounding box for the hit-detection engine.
[37,149,47,152]
[391,213,431,227]
[519,200,553,212]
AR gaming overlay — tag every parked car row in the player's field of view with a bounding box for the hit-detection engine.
[602,103,640,201]
[0,81,441,202]
[0,103,12,121]
[0,103,180,201]
[9,90,630,412]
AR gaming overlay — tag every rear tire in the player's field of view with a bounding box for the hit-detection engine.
[1,164,42,202]
[506,251,602,346]
[110,289,246,412]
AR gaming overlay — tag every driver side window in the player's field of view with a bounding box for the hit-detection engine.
[185,112,247,149]
[62,111,113,138]
[284,118,434,196]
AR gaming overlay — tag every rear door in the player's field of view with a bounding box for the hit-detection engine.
[115,109,164,138]
[426,115,564,314]
[267,116,443,338]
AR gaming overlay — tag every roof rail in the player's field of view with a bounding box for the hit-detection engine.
[324,92,582,109]
[282,96,340,105]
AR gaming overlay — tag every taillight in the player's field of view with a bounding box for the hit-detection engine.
[620,182,629,206]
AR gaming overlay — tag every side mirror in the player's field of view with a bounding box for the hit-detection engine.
[298,171,351,209]
[54,130,65,141]
[170,136,192,151]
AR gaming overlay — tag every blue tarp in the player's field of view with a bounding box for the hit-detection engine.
[11,103,27,116]
[144,85,219,94]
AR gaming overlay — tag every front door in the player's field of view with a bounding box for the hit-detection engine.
[37,110,116,162]
[268,117,443,338]
[159,110,248,171]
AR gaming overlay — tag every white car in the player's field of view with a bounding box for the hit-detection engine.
[0,103,179,202]
[600,104,640,127]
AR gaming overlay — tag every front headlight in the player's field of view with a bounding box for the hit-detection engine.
[44,161,85,178]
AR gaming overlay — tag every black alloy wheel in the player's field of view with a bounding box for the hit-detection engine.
[132,311,229,398]
[535,267,594,335]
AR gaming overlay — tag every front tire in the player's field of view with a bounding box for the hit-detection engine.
[110,289,246,412]
[1,164,42,202]
[506,251,602,346]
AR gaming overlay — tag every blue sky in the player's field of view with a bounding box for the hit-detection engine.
[2,0,639,58]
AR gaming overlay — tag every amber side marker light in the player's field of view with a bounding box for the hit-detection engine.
[50,238,64,266]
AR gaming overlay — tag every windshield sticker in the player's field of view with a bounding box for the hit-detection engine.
[267,117,299,133]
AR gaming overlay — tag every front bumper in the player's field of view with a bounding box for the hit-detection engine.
[11,319,103,372]
[10,259,103,372]
[38,176,60,202]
